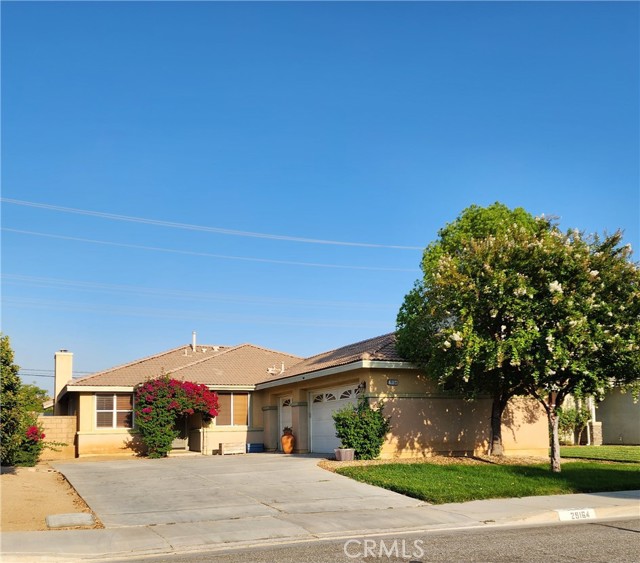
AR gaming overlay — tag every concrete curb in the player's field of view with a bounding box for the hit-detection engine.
[45,513,95,529]
[2,501,638,563]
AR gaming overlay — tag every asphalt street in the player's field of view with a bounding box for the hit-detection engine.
[97,518,640,563]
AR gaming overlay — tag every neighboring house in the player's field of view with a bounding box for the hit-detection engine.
[54,333,548,458]
[596,388,640,445]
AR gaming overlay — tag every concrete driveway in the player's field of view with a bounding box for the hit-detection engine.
[7,456,637,561]
[53,454,431,539]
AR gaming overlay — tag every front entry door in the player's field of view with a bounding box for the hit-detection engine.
[172,416,188,450]
[279,397,292,451]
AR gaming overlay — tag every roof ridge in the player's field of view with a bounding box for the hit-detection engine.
[238,342,303,360]
[167,343,301,377]
[71,343,227,384]
[169,344,245,374]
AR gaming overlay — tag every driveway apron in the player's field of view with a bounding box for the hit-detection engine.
[53,454,423,529]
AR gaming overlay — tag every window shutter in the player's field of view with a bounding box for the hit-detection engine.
[116,394,133,410]
[97,412,113,428]
[96,395,114,411]
[116,412,132,428]
[232,393,248,426]
[217,394,231,425]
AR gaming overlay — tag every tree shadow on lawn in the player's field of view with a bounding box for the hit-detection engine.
[504,462,640,495]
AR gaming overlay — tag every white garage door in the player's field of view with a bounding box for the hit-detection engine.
[310,384,361,453]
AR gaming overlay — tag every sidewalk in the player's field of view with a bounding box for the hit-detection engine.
[2,490,638,562]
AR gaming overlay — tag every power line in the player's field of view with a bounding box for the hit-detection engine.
[2,273,398,310]
[2,228,420,273]
[2,198,423,250]
[4,296,391,329]
[18,373,91,379]
[20,368,92,374]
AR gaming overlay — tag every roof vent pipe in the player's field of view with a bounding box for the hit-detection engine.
[192,331,197,352]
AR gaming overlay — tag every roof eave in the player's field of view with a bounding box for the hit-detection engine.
[66,385,135,393]
[255,359,416,390]
[66,384,258,393]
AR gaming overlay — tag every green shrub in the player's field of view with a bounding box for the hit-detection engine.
[1,334,22,465]
[332,397,391,460]
[557,406,591,444]
[12,424,46,467]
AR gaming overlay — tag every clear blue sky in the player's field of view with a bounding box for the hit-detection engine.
[2,1,638,395]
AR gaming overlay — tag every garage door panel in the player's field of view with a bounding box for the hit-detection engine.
[310,385,360,453]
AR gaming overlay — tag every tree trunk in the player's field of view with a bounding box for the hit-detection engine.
[489,397,504,456]
[548,408,561,473]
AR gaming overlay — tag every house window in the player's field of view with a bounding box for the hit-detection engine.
[215,393,249,426]
[96,394,133,429]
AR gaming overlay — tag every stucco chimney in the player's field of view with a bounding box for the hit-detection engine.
[192,331,197,352]
[54,350,73,415]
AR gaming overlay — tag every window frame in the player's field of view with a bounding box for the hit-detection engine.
[95,393,134,429]
[214,392,250,427]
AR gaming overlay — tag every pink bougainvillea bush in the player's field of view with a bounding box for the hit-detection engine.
[134,376,219,458]
[13,424,46,466]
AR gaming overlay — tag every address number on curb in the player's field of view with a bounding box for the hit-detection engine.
[556,508,596,521]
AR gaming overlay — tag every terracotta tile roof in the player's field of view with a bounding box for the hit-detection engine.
[170,344,303,386]
[71,344,301,388]
[273,333,404,381]
[69,333,405,390]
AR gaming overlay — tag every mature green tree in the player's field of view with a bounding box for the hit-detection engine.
[1,334,22,465]
[397,203,549,456]
[397,206,640,472]
[18,384,49,413]
[522,229,640,471]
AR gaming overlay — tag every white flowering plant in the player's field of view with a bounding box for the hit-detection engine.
[397,203,640,473]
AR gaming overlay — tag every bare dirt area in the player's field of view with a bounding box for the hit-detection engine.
[0,463,102,532]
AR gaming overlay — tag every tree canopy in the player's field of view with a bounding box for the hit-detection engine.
[397,203,640,471]
[397,203,549,455]
[1,334,22,465]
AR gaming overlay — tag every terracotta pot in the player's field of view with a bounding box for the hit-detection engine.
[281,431,295,454]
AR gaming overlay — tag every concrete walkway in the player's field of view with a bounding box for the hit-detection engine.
[1,454,639,562]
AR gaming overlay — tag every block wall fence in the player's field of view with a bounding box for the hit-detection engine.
[38,415,76,460]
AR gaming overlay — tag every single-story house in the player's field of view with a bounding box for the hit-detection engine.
[54,333,548,458]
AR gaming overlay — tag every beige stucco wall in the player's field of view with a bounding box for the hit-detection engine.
[76,430,143,456]
[253,367,547,458]
[75,392,141,456]
[598,388,640,445]
[367,369,547,458]
[377,395,491,458]
[73,391,267,456]
[500,396,549,456]
[202,428,265,454]
[69,367,548,458]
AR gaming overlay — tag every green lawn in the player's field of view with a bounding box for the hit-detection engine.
[336,462,640,504]
[560,445,640,463]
